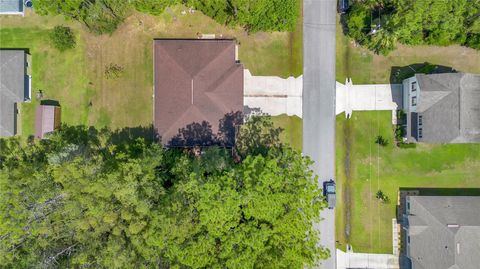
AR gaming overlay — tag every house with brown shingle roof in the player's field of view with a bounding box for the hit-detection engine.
[153,39,244,146]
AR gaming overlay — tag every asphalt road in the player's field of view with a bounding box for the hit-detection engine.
[302,0,337,268]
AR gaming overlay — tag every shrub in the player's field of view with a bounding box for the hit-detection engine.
[375,190,390,204]
[375,135,389,146]
[395,125,405,142]
[50,26,76,51]
[398,142,416,149]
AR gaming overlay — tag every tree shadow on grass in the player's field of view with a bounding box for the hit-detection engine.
[109,125,156,144]
[51,124,156,147]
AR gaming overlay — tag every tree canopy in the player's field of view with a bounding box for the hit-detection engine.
[132,0,180,16]
[50,26,76,51]
[34,0,129,34]
[345,0,480,54]
[33,0,299,34]
[0,118,328,268]
[187,0,299,32]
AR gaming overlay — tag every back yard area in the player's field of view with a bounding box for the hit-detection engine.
[0,5,302,137]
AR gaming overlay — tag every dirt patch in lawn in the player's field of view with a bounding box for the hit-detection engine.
[343,119,352,242]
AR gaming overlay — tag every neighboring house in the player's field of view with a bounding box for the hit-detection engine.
[153,39,244,146]
[403,196,480,269]
[402,73,480,143]
[35,104,61,139]
[0,50,32,137]
[0,0,24,15]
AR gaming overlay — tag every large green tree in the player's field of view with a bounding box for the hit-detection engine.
[345,0,480,54]
[34,0,129,34]
[0,119,328,268]
[188,0,299,32]
[34,0,299,34]
[132,0,179,16]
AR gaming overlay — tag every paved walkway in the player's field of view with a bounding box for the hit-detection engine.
[337,249,400,269]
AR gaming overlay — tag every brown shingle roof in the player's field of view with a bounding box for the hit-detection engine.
[154,39,244,145]
[35,105,61,139]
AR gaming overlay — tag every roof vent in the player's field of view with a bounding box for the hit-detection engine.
[447,224,459,228]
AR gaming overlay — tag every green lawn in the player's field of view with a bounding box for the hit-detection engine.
[271,115,302,151]
[0,5,302,137]
[0,27,92,135]
[335,111,480,253]
[270,113,480,254]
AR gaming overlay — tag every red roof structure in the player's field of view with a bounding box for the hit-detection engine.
[35,104,61,139]
[154,39,244,146]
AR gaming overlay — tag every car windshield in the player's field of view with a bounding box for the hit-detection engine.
[326,184,335,193]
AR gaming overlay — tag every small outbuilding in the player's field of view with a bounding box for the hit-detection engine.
[35,104,61,139]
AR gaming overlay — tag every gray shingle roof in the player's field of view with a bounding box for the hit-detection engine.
[0,0,23,13]
[414,73,480,143]
[407,196,480,269]
[0,50,25,137]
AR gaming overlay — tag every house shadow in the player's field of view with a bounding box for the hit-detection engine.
[389,63,456,84]
[166,111,243,148]
[40,99,61,106]
[0,48,30,54]
[400,187,480,196]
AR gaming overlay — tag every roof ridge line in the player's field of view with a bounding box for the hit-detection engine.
[162,105,208,140]
[412,198,456,236]
[192,42,233,78]
[205,63,241,93]
[155,43,191,78]
[0,82,21,102]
